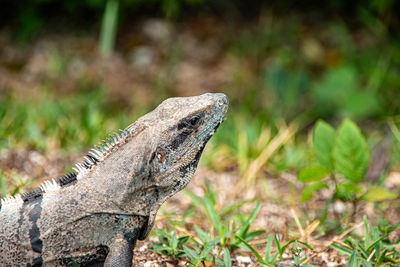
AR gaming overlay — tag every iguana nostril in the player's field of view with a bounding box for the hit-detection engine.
[216,94,228,109]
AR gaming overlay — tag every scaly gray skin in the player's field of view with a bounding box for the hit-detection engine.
[0,93,228,267]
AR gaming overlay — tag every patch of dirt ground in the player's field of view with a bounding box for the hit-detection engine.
[2,150,399,266]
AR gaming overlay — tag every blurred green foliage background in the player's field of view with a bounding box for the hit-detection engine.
[1,0,400,171]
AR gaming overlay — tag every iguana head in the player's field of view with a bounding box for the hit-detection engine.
[145,93,227,191]
[123,92,228,238]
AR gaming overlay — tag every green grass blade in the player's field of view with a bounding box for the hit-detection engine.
[274,235,283,260]
[366,233,388,252]
[235,235,267,265]
[236,202,261,238]
[220,199,253,217]
[360,258,373,267]
[171,231,178,250]
[223,248,232,267]
[348,249,360,267]
[280,239,296,255]
[244,230,265,241]
[297,240,314,250]
[183,190,205,210]
[183,245,199,261]
[99,0,119,57]
[386,221,400,233]
[264,234,273,262]
[204,194,222,235]
[363,216,370,249]
[194,225,212,244]
[356,242,369,259]
[330,243,353,256]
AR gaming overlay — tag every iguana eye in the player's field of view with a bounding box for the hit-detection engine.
[156,148,166,164]
[177,114,203,130]
[189,116,200,126]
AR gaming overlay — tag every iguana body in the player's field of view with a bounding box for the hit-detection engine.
[0,93,228,266]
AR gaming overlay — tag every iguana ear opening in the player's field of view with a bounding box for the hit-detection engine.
[138,212,156,240]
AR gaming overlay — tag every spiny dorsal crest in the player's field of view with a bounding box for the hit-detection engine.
[0,128,131,208]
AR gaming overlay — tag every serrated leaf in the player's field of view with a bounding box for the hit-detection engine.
[333,119,369,182]
[298,165,330,183]
[301,182,329,203]
[361,187,397,202]
[313,120,335,169]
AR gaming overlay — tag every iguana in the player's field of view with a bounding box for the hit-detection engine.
[0,93,228,267]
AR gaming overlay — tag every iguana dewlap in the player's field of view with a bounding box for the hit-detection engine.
[0,93,228,266]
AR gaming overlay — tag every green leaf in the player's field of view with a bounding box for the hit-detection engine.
[201,240,218,258]
[204,194,222,235]
[274,235,282,255]
[297,240,314,250]
[236,202,261,237]
[264,234,273,262]
[280,240,296,255]
[171,231,178,249]
[366,233,388,253]
[356,242,369,258]
[224,248,232,267]
[235,235,269,265]
[221,199,253,217]
[301,182,329,203]
[348,249,360,267]
[313,120,336,169]
[330,243,353,256]
[183,245,199,261]
[363,216,370,249]
[177,235,189,247]
[298,165,330,183]
[333,119,370,182]
[184,190,205,210]
[232,202,261,247]
[336,182,362,200]
[361,187,397,202]
[360,258,373,267]
[194,225,212,244]
[244,230,265,241]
